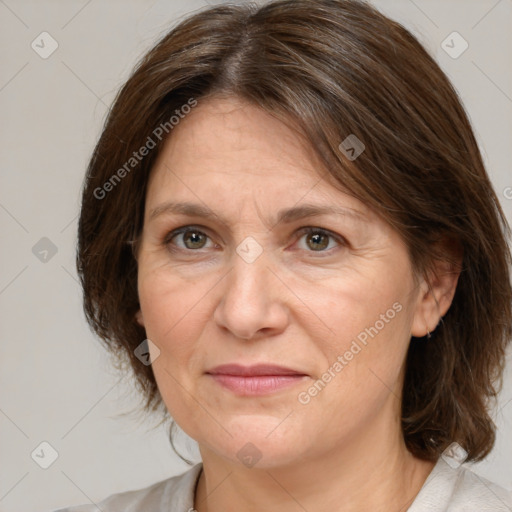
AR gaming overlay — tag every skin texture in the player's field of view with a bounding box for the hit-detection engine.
[134,96,460,512]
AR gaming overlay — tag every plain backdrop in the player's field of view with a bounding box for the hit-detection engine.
[1,0,511,510]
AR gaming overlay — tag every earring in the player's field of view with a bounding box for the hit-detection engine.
[424,321,432,339]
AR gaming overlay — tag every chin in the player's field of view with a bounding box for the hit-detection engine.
[196,416,311,470]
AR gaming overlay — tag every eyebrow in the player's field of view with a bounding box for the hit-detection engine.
[148,200,368,228]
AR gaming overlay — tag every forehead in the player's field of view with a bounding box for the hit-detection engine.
[145,95,373,222]
[153,96,324,178]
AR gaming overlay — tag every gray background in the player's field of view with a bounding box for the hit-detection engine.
[1,0,511,510]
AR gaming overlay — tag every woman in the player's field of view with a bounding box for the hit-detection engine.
[58,0,512,510]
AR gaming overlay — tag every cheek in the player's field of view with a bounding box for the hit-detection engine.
[299,266,415,403]
[303,263,412,350]
[138,270,215,433]
[137,268,212,361]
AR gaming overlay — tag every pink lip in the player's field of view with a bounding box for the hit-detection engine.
[206,364,308,396]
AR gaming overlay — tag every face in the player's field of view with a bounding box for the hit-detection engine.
[135,95,431,469]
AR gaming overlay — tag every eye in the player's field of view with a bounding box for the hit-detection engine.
[294,227,345,253]
[164,226,214,251]
[163,225,346,254]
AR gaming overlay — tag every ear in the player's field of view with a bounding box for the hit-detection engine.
[411,239,463,337]
[135,308,145,328]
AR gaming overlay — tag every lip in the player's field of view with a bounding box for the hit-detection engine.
[206,364,308,396]
[206,364,306,377]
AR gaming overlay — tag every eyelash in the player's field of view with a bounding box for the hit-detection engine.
[163,225,346,255]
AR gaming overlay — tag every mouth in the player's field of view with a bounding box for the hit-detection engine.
[205,364,309,396]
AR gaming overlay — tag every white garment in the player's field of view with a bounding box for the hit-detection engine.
[52,456,512,511]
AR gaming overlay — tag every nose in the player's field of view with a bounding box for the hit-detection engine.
[213,251,290,341]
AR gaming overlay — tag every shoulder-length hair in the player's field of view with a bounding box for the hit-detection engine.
[77,0,512,462]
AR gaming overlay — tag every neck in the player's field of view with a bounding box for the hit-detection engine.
[194,412,436,512]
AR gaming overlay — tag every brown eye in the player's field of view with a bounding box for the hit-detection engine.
[306,231,330,251]
[295,227,345,253]
[182,230,207,249]
[166,227,212,251]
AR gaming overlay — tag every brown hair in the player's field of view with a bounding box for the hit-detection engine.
[77,0,512,463]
